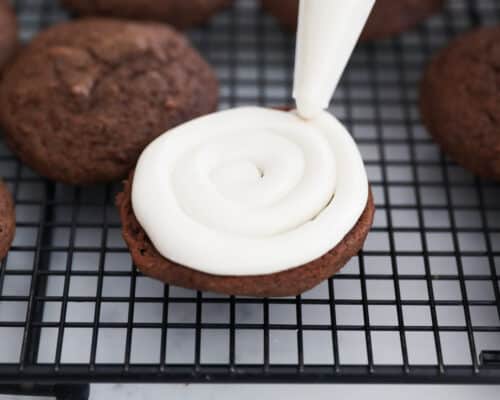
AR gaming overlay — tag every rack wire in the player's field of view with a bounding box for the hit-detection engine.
[0,0,499,390]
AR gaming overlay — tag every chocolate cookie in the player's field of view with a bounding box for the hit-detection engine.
[420,27,500,180]
[61,0,232,29]
[117,175,374,297]
[0,0,17,71]
[261,0,444,41]
[0,180,15,260]
[0,18,218,185]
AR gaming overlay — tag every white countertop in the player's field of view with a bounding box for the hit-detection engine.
[1,384,500,400]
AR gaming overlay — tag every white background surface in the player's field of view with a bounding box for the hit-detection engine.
[0,384,499,400]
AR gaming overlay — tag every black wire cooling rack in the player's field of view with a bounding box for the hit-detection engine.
[1,0,500,398]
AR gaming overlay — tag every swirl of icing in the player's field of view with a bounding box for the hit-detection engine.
[132,107,368,276]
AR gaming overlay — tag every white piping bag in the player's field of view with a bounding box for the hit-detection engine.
[293,0,376,119]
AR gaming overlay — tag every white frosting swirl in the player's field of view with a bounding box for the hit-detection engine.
[132,107,368,276]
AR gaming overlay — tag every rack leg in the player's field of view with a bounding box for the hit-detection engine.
[0,383,90,400]
[54,384,90,400]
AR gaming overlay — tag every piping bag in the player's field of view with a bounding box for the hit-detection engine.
[293,0,376,120]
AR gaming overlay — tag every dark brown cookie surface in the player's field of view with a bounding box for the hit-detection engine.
[117,175,375,297]
[261,0,444,41]
[420,27,500,180]
[0,180,15,261]
[0,0,17,71]
[0,18,218,185]
[61,0,232,29]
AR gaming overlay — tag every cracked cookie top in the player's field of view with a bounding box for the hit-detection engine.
[0,18,218,185]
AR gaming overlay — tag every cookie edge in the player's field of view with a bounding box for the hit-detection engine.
[0,180,15,261]
[117,173,375,297]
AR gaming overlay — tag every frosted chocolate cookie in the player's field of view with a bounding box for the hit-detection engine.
[261,0,444,41]
[0,18,218,185]
[61,0,233,29]
[420,27,500,180]
[0,0,17,71]
[0,180,15,260]
[117,107,374,297]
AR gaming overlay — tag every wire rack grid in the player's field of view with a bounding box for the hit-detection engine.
[0,0,499,386]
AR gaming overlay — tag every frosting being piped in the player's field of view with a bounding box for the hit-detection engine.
[132,107,368,276]
[131,1,375,276]
[293,0,375,119]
